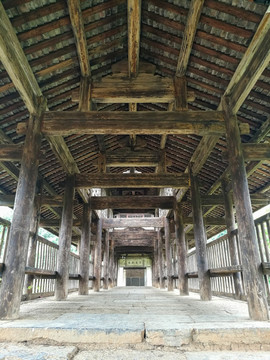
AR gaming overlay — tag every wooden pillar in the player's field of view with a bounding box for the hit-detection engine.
[189,167,212,301]
[108,237,114,288]
[79,201,91,295]
[93,218,102,292]
[165,218,173,291]
[0,103,45,319]
[24,181,43,299]
[55,174,75,301]
[103,230,109,290]
[222,96,269,321]
[222,178,243,300]
[89,246,95,289]
[153,235,159,287]
[158,230,165,288]
[174,204,189,295]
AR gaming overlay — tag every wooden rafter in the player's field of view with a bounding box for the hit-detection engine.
[67,0,90,77]
[176,0,205,77]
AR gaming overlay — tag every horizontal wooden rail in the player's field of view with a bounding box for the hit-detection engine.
[209,265,243,277]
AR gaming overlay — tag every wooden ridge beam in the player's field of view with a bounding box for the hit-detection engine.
[75,173,189,189]
[103,217,164,229]
[90,196,176,209]
[72,75,195,103]
[176,0,205,77]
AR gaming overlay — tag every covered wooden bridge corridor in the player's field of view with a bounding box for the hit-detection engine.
[0,1,269,351]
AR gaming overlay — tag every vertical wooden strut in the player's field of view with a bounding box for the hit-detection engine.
[189,166,212,301]
[0,100,45,319]
[174,204,189,296]
[108,236,114,288]
[24,180,43,299]
[158,230,165,289]
[165,218,173,291]
[221,178,243,300]
[222,96,269,321]
[94,218,102,292]
[79,201,92,295]
[103,230,109,290]
[55,174,75,301]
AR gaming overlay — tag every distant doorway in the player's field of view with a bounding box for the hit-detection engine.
[126,268,145,286]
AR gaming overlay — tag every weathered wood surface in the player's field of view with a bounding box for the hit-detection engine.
[110,230,158,241]
[18,110,230,135]
[93,218,102,292]
[189,6,270,176]
[242,143,270,161]
[105,149,160,167]
[90,196,176,210]
[0,105,45,319]
[153,235,159,287]
[262,262,270,275]
[174,77,188,110]
[128,0,141,77]
[165,218,173,291]
[25,266,57,279]
[103,217,164,229]
[174,205,189,295]
[75,173,189,189]
[222,178,243,300]
[111,59,156,75]
[39,219,81,228]
[67,0,90,77]
[72,74,195,103]
[223,96,269,321]
[209,265,243,276]
[176,0,205,77]
[183,216,226,226]
[114,238,154,248]
[102,231,110,290]
[79,202,91,295]
[158,230,165,289]
[55,175,75,301]
[189,168,212,301]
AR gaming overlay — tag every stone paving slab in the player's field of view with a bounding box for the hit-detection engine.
[0,343,77,360]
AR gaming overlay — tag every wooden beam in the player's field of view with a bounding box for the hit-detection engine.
[90,196,176,210]
[128,0,141,77]
[110,230,157,241]
[39,219,81,228]
[0,2,43,113]
[67,0,90,77]
[105,149,160,167]
[242,143,270,161]
[183,216,226,226]
[18,110,248,137]
[176,0,205,77]
[103,217,164,229]
[75,173,189,189]
[72,74,195,103]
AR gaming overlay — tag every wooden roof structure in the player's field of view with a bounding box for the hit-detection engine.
[0,0,269,243]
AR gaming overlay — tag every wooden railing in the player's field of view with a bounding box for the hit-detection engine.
[0,218,94,299]
[186,213,270,300]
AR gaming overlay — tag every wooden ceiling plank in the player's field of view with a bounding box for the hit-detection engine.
[176,0,205,77]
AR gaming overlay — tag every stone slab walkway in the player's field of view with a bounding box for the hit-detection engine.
[0,287,269,354]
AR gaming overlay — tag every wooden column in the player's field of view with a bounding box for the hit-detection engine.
[189,167,212,301]
[158,230,165,288]
[79,201,91,295]
[24,181,43,299]
[93,218,102,292]
[55,174,75,300]
[222,178,243,300]
[153,235,159,287]
[222,96,269,321]
[103,230,109,290]
[174,204,189,295]
[0,104,44,319]
[165,218,173,291]
[89,246,95,289]
[108,237,114,288]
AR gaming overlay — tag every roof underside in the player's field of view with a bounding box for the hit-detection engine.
[0,0,269,245]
